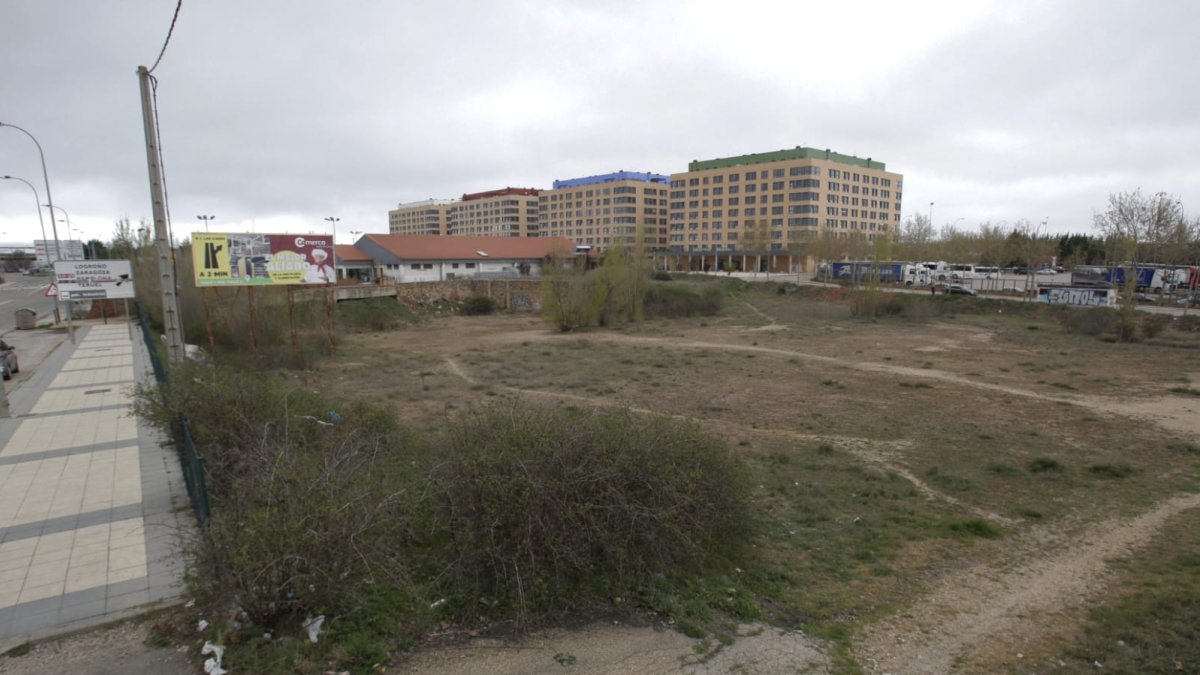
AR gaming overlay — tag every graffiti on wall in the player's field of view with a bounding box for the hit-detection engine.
[1038,287,1114,307]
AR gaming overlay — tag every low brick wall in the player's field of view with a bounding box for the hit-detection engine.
[394,278,542,311]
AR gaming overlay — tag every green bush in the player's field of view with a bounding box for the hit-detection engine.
[429,404,750,619]
[461,295,497,315]
[643,284,723,319]
[653,271,672,281]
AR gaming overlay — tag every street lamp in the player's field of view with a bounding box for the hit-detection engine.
[1,122,62,261]
[197,214,215,232]
[324,216,340,281]
[0,175,50,265]
[57,220,76,256]
[44,204,75,259]
[928,202,934,231]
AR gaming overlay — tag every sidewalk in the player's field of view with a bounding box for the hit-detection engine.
[0,320,189,649]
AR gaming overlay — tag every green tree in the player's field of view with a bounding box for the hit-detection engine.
[541,251,605,332]
[3,251,32,272]
[84,239,108,260]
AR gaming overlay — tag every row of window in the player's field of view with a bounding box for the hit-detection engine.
[675,165,824,188]
[827,183,891,197]
[827,169,893,187]
[668,183,900,204]
[542,187,668,201]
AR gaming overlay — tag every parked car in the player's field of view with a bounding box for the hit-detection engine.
[933,284,978,296]
[1132,293,1159,304]
[0,343,18,380]
[1036,268,1058,275]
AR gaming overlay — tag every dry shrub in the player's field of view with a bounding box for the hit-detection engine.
[643,284,723,318]
[134,364,431,624]
[429,403,749,619]
[134,367,752,637]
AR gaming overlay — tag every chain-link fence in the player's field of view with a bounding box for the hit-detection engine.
[137,307,210,524]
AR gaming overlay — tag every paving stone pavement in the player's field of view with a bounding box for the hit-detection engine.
[0,321,190,649]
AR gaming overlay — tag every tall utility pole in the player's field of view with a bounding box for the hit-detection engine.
[138,65,185,365]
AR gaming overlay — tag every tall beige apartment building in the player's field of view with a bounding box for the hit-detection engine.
[667,147,903,253]
[388,199,456,236]
[537,171,671,251]
[449,188,540,237]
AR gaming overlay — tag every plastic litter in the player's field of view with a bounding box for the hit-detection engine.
[201,641,226,675]
[185,599,195,608]
[197,619,209,632]
[328,410,342,423]
[303,614,326,643]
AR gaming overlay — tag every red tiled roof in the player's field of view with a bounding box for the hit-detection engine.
[361,235,577,261]
[335,245,371,262]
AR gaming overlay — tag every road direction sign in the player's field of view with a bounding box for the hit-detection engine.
[53,261,135,300]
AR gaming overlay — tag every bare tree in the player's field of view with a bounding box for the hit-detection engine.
[1092,190,1189,335]
[896,214,934,261]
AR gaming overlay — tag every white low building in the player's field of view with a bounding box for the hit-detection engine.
[348,234,578,283]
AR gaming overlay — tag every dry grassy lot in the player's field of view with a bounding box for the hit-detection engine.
[321,283,1200,674]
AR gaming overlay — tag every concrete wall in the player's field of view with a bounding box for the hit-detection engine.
[394,278,542,310]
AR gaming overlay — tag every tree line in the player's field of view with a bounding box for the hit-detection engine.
[798,189,1196,270]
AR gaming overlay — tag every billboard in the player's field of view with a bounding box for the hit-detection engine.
[192,233,335,286]
[53,260,135,299]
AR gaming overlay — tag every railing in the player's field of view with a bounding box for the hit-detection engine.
[136,307,210,524]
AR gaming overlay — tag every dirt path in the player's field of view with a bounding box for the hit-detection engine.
[398,621,829,674]
[855,492,1200,673]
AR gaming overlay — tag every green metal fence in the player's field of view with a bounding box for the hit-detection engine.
[137,307,210,524]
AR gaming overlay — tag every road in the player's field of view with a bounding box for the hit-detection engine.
[0,275,62,335]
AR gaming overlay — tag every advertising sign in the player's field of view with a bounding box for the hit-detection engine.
[192,233,335,286]
[53,260,135,299]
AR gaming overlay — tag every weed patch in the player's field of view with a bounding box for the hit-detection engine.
[1028,457,1065,473]
[1088,463,1136,479]
[946,518,1004,539]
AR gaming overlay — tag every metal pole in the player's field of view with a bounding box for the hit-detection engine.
[288,285,297,349]
[248,286,258,350]
[0,176,49,264]
[324,216,339,352]
[201,287,214,349]
[326,283,336,357]
[0,122,62,261]
[137,66,186,365]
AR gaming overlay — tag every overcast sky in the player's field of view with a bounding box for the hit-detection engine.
[1,0,1196,247]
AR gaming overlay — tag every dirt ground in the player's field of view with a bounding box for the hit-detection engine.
[359,296,1200,674]
[8,293,1200,674]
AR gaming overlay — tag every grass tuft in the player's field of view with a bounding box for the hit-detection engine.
[947,518,1004,539]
